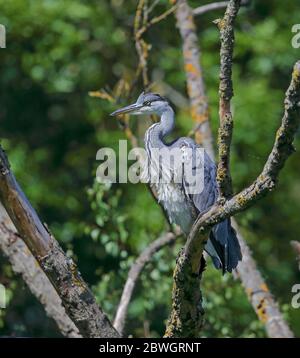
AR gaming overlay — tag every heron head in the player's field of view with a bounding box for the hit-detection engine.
[110,92,169,117]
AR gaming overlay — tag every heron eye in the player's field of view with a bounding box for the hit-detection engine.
[143,101,151,106]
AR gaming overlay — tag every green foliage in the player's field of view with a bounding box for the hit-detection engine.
[0,0,300,337]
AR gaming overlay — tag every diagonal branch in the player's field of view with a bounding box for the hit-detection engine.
[173,0,294,338]
[113,232,179,335]
[166,60,300,337]
[185,59,300,275]
[0,204,81,338]
[135,4,178,40]
[215,0,241,199]
[0,145,120,338]
[233,223,293,338]
[189,60,300,241]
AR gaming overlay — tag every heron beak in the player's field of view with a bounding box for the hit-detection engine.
[110,103,143,116]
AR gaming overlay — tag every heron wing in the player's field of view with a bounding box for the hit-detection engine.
[177,139,218,212]
[178,139,241,273]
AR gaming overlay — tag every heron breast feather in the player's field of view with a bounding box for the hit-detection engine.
[156,183,194,234]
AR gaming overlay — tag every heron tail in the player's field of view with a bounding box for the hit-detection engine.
[205,219,242,274]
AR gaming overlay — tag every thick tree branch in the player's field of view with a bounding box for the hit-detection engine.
[232,220,293,338]
[164,237,206,338]
[181,59,300,288]
[0,146,120,338]
[175,0,214,158]
[113,232,178,335]
[168,9,300,334]
[166,59,300,334]
[189,60,300,240]
[172,0,294,338]
[134,0,151,87]
[215,0,241,199]
[0,204,81,338]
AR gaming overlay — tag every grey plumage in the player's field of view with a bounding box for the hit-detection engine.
[111,92,242,273]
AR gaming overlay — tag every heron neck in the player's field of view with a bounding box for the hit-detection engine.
[159,106,175,139]
[146,106,175,149]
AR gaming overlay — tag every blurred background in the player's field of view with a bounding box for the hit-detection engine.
[0,0,299,337]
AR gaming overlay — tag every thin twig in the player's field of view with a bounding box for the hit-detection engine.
[215,0,241,199]
[113,232,179,335]
[193,0,249,16]
[194,1,229,16]
[147,0,160,15]
[135,4,178,40]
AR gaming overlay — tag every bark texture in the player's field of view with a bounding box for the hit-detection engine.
[234,224,293,338]
[0,204,81,338]
[0,146,120,338]
[216,0,241,198]
[175,0,214,158]
[169,0,298,337]
[169,61,300,337]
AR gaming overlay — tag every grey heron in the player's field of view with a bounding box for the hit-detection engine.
[111,92,242,273]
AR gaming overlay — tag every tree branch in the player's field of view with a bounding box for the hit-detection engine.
[164,237,206,337]
[168,0,300,334]
[135,4,178,40]
[0,145,120,338]
[175,0,214,158]
[113,232,178,335]
[166,60,300,335]
[232,220,294,338]
[134,0,151,87]
[172,0,295,338]
[215,0,241,199]
[193,0,249,17]
[180,59,300,296]
[189,59,300,240]
[0,204,81,338]
[164,1,217,337]
[291,240,300,271]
